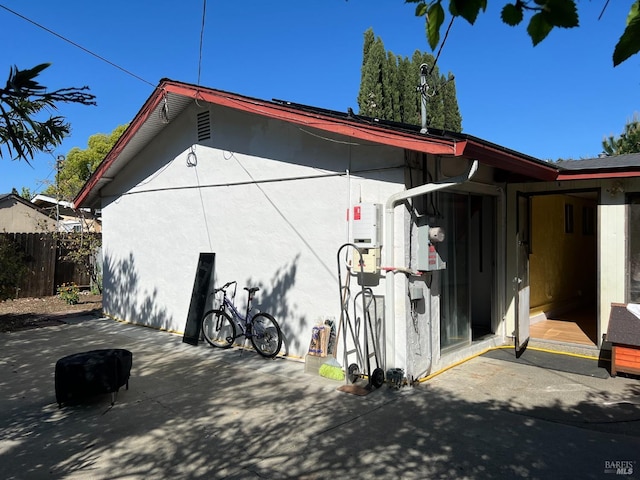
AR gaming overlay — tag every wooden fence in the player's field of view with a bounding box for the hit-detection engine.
[0,232,99,298]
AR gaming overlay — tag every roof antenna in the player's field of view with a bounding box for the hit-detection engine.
[418,63,430,134]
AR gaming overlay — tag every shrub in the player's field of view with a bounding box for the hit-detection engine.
[0,236,27,301]
[57,282,80,305]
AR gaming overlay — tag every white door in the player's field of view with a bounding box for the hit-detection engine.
[515,194,530,356]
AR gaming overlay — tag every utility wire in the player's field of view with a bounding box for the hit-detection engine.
[429,16,455,76]
[0,3,155,88]
[598,0,611,21]
[197,0,207,85]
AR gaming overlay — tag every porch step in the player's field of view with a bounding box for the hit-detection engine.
[527,338,610,361]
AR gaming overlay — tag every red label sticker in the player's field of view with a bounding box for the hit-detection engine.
[354,206,361,221]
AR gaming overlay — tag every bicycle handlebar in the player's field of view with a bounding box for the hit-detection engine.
[214,280,237,293]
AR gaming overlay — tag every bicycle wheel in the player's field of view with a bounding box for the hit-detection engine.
[201,310,236,348]
[249,312,283,358]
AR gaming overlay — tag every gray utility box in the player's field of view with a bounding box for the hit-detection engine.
[416,216,446,271]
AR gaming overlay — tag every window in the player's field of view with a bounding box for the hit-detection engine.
[564,203,574,233]
[582,206,595,235]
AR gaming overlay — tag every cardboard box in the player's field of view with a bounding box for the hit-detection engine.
[308,325,330,357]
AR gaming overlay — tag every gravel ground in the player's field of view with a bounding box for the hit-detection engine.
[0,294,102,332]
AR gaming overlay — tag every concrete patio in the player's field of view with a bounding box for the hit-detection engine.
[1,316,639,479]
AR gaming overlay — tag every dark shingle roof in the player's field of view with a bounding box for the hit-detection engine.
[556,153,640,170]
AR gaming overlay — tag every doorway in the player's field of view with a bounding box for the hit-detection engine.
[527,192,598,346]
[439,192,496,350]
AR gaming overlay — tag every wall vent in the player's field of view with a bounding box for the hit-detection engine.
[196,110,211,142]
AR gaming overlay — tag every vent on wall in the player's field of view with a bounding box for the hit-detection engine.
[197,110,211,142]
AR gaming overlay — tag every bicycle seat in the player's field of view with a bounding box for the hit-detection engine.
[244,287,260,295]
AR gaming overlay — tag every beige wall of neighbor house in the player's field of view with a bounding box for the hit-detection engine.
[0,195,56,233]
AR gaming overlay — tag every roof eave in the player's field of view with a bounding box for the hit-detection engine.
[461,139,558,181]
[161,80,461,155]
[557,168,640,181]
[75,80,465,208]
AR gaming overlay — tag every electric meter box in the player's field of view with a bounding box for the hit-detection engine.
[351,203,382,248]
[416,216,446,271]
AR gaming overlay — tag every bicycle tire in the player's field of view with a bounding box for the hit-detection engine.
[249,312,283,358]
[201,309,236,348]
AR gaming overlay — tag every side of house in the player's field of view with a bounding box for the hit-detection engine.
[94,99,410,355]
[0,193,56,233]
[75,79,640,381]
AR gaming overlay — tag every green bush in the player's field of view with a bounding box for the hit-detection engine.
[57,282,80,305]
[0,236,27,301]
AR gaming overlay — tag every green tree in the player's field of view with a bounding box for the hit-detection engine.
[409,0,640,67]
[357,30,386,119]
[19,187,33,200]
[0,63,95,163]
[0,236,27,301]
[602,116,640,156]
[442,73,462,131]
[43,124,127,201]
[57,232,103,294]
[357,29,462,132]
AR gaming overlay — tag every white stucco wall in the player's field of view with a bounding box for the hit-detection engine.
[100,102,408,360]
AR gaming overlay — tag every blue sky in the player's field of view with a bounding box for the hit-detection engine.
[1,0,638,196]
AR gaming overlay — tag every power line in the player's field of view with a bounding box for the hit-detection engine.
[197,0,207,85]
[429,16,455,76]
[0,3,155,88]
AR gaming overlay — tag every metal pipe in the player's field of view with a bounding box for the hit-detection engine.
[419,63,429,134]
[383,159,479,371]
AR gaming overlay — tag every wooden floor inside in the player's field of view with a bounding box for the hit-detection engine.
[529,306,597,346]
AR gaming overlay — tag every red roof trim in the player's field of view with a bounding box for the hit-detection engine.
[163,81,460,155]
[75,80,466,207]
[462,140,558,181]
[74,86,164,207]
[557,169,640,181]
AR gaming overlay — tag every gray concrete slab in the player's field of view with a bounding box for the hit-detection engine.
[1,316,639,479]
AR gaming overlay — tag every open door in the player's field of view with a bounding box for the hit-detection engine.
[515,194,530,356]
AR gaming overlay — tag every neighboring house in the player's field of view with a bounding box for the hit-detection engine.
[31,194,101,233]
[0,193,56,233]
[75,79,640,380]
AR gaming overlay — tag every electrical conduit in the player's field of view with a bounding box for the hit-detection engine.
[384,159,479,371]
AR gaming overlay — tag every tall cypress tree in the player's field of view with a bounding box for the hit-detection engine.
[442,73,462,132]
[357,29,462,133]
[357,29,386,119]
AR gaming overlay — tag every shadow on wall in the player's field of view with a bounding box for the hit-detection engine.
[239,253,311,357]
[102,252,172,331]
[1,323,639,479]
[103,250,309,354]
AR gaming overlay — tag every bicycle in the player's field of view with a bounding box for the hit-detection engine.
[201,281,283,358]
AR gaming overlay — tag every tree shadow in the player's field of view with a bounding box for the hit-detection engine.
[102,252,171,331]
[242,253,310,357]
[1,320,639,479]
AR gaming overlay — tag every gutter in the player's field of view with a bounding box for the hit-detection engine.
[383,159,479,371]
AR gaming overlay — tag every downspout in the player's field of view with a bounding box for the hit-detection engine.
[383,159,479,370]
